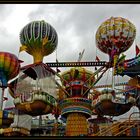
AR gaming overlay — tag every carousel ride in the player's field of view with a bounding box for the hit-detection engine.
[0,17,139,136]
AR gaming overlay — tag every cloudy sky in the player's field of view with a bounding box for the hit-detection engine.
[1,4,140,62]
[1,4,139,117]
[1,4,139,86]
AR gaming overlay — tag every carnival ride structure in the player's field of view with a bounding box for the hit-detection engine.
[0,17,139,136]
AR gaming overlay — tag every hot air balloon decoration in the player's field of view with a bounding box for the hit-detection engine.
[0,52,20,88]
[11,20,58,116]
[0,52,21,128]
[96,17,136,66]
[93,17,136,117]
[19,20,58,63]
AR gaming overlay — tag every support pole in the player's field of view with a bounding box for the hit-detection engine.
[112,67,115,91]
[0,88,4,110]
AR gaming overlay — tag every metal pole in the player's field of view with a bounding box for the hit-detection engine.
[0,88,4,110]
[39,115,42,127]
[112,67,115,91]
[39,115,42,136]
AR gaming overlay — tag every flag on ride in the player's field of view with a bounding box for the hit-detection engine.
[56,59,61,73]
[96,56,100,62]
[95,56,100,71]
[136,45,140,56]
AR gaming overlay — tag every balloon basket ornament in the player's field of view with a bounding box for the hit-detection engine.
[92,89,136,116]
[13,62,57,116]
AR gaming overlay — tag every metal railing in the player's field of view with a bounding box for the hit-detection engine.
[93,112,140,136]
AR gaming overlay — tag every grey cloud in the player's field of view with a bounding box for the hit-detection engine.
[0,4,14,21]
[0,5,18,55]
[0,27,11,38]
[26,4,140,70]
